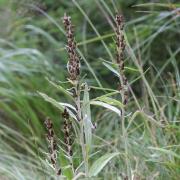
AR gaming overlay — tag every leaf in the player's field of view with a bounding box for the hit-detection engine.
[59,103,76,111]
[132,3,180,8]
[125,66,139,72]
[38,92,77,120]
[24,25,60,47]
[90,101,121,116]
[90,86,118,92]
[82,83,93,152]
[148,147,180,159]
[95,96,124,108]
[103,62,139,75]
[94,91,119,98]
[46,78,73,100]
[89,152,119,177]
[103,62,119,77]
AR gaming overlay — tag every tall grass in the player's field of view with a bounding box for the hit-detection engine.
[0,0,179,179]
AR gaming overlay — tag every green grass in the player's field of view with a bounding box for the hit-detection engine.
[0,0,179,179]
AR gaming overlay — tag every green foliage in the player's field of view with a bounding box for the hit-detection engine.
[0,0,180,179]
[89,152,120,177]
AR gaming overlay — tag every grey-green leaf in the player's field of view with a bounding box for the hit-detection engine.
[89,152,119,177]
[95,96,124,108]
[90,101,121,116]
[148,147,180,159]
[46,78,73,100]
[103,62,120,77]
[82,83,93,152]
[38,92,77,120]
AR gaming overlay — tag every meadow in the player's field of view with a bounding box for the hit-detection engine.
[0,0,180,179]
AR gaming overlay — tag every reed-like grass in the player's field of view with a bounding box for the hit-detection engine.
[0,0,179,179]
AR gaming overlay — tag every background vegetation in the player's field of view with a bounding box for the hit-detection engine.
[0,0,179,179]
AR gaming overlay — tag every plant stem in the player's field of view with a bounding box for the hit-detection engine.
[75,82,89,177]
[115,14,131,177]
[121,107,131,177]
[69,155,75,176]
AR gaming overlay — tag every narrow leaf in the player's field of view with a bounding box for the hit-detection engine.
[103,62,119,77]
[95,96,124,108]
[89,152,119,177]
[82,83,93,152]
[46,78,73,100]
[38,92,77,120]
[148,147,180,159]
[90,101,121,116]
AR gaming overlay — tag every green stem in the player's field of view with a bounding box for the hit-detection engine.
[75,82,89,177]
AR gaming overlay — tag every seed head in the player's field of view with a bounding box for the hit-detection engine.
[62,108,73,156]
[44,117,61,176]
[63,14,80,81]
[115,14,128,105]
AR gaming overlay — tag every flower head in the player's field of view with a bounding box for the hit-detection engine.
[63,14,80,81]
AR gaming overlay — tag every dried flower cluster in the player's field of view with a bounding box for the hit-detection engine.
[62,108,73,156]
[63,14,80,81]
[115,14,128,105]
[44,118,61,176]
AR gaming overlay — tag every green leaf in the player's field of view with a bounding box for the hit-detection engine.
[125,66,139,72]
[103,62,119,77]
[94,91,119,98]
[95,96,124,108]
[90,86,118,92]
[82,83,93,152]
[59,102,76,111]
[133,3,180,8]
[89,152,119,177]
[38,92,77,120]
[24,25,60,47]
[46,78,73,100]
[103,62,139,76]
[90,101,121,116]
[148,147,180,159]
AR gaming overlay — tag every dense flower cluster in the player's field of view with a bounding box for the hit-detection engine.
[115,14,128,105]
[62,108,73,156]
[44,118,61,175]
[63,14,80,81]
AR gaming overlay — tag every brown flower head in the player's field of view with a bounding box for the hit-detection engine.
[63,14,80,81]
[44,118,61,176]
[62,108,73,156]
[115,14,128,105]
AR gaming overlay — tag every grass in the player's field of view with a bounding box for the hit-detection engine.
[0,0,180,179]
